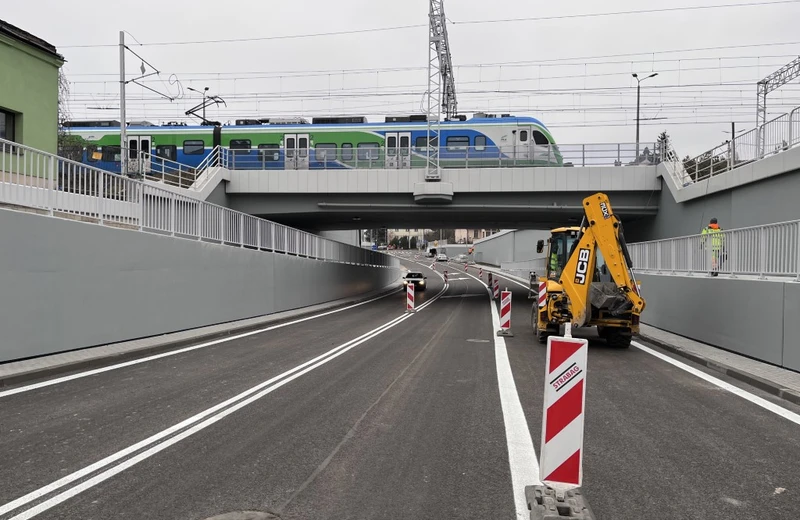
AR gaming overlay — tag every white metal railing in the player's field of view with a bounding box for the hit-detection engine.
[210,142,657,171]
[1,137,397,269]
[682,105,800,183]
[628,219,800,280]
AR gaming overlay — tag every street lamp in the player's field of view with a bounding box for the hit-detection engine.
[632,72,658,163]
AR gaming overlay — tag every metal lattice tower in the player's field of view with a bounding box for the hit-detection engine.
[756,56,800,155]
[426,0,457,181]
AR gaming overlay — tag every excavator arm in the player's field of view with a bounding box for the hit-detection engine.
[556,193,646,327]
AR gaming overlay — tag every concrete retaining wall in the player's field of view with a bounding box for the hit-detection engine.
[637,273,799,371]
[473,229,551,268]
[0,209,401,363]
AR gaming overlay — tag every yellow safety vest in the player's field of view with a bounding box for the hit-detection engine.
[701,226,723,250]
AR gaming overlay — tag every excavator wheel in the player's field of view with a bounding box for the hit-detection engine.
[602,327,632,349]
[531,303,549,344]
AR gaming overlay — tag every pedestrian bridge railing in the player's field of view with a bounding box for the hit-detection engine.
[0,137,396,269]
[628,219,800,280]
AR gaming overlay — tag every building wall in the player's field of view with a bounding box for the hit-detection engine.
[0,32,63,155]
[0,209,401,363]
[472,229,551,267]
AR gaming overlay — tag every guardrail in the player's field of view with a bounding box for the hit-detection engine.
[208,142,657,171]
[1,137,396,268]
[628,219,800,280]
[682,106,800,183]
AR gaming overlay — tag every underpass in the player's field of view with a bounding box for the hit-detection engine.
[2,255,799,520]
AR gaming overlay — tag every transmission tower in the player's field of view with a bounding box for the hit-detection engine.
[426,0,458,181]
[756,56,800,156]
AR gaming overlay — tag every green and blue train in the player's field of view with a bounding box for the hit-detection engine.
[61,113,563,173]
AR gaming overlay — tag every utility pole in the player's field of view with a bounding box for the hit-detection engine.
[119,30,127,176]
[632,72,657,164]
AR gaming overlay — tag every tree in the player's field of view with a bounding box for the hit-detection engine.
[410,236,418,250]
[57,70,84,161]
[390,236,400,248]
[399,236,409,250]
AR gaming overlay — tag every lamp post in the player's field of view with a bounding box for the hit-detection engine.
[632,72,658,164]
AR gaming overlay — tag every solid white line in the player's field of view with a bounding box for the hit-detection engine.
[2,283,449,519]
[458,267,542,518]
[632,341,800,426]
[0,290,399,399]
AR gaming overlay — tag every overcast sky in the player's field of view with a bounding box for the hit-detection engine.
[5,0,800,156]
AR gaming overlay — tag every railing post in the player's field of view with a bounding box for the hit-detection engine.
[257,219,261,250]
[670,241,676,274]
[170,192,176,236]
[48,155,55,216]
[796,222,800,281]
[656,242,662,273]
[759,227,766,279]
[240,213,244,247]
[197,201,202,240]
[582,144,585,167]
[686,238,693,276]
[138,184,145,231]
[98,170,105,224]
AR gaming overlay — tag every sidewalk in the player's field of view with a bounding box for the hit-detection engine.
[639,324,800,406]
[0,283,401,389]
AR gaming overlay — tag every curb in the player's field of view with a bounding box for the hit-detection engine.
[639,334,800,407]
[0,284,403,389]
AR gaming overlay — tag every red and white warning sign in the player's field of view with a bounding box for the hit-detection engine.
[479,267,483,278]
[538,281,547,308]
[406,282,415,313]
[493,278,500,300]
[444,270,448,283]
[540,334,588,488]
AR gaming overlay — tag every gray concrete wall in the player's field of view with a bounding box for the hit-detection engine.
[0,209,401,363]
[637,274,798,370]
[626,165,800,242]
[473,229,551,267]
[319,230,360,247]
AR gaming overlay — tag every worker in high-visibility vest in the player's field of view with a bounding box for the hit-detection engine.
[701,217,725,276]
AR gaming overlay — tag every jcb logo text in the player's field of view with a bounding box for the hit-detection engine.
[575,248,591,284]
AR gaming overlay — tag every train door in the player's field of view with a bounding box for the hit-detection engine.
[127,135,152,174]
[385,132,411,168]
[516,127,529,161]
[284,133,309,169]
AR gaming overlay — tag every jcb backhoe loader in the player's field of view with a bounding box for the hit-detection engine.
[531,192,645,348]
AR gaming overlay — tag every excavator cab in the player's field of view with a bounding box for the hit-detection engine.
[544,228,581,280]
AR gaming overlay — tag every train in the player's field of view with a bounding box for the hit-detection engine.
[60,113,563,173]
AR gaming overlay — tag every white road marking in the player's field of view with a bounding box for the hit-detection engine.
[458,268,542,518]
[2,287,448,519]
[632,341,800,426]
[0,290,400,399]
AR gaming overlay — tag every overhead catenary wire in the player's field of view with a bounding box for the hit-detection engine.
[58,1,800,49]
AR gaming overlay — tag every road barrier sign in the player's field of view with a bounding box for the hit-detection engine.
[444,270,448,283]
[497,290,513,337]
[406,282,415,313]
[465,263,469,270]
[488,272,493,288]
[540,329,588,488]
[493,278,499,300]
[479,267,483,278]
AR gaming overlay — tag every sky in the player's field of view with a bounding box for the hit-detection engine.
[4,0,800,157]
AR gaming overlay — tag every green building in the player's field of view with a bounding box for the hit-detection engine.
[0,19,64,155]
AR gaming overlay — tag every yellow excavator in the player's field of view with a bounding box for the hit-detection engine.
[531,192,646,348]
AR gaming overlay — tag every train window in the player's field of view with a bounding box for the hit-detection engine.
[415,136,438,150]
[532,130,549,145]
[183,140,205,155]
[285,137,295,158]
[315,143,337,161]
[446,136,469,152]
[298,137,308,158]
[230,139,251,156]
[519,130,528,142]
[258,144,280,161]
[101,146,121,162]
[399,135,409,155]
[155,145,177,161]
[475,136,486,151]
[387,136,397,156]
[86,145,99,162]
[341,143,353,161]
[357,143,379,160]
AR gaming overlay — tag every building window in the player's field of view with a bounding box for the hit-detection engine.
[0,109,16,142]
[183,140,205,155]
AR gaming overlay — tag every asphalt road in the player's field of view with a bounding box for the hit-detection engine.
[2,254,799,519]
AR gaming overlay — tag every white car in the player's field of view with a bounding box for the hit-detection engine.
[436,253,448,261]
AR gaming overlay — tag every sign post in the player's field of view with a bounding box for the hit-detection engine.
[539,326,588,489]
